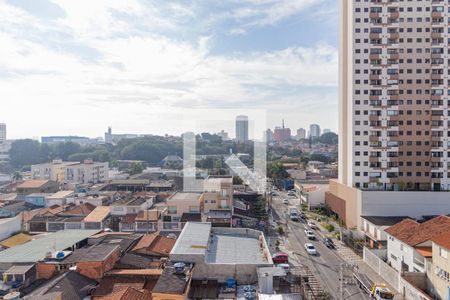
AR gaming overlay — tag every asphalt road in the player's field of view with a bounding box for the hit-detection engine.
[270,190,368,300]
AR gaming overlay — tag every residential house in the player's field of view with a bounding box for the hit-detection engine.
[361,216,411,249]
[16,180,59,195]
[83,206,111,230]
[3,264,36,288]
[131,232,176,257]
[110,193,155,216]
[298,184,329,210]
[25,193,51,207]
[119,209,162,233]
[428,232,450,300]
[152,264,193,300]
[45,190,74,207]
[23,271,97,300]
[202,176,233,213]
[163,193,202,231]
[92,276,155,299]
[385,215,450,273]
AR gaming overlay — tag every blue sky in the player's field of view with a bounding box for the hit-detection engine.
[0,0,338,139]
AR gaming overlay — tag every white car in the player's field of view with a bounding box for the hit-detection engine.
[307,221,316,229]
[305,243,317,255]
[277,263,291,273]
[304,229,316,240]
[282,199,289,205]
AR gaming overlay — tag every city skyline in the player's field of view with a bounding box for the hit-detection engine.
[0,0,338,139]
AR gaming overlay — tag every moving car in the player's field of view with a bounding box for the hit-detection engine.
[304,229,316,240]
[304,243,317,255]
[272,252,289,264]
[323,237,335,249]
[287,191,295,196]
[282,199,289,205]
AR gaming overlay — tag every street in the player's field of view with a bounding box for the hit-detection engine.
[270,190,368,300]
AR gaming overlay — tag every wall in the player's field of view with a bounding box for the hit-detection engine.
[25,196,47,207]
[400,274,433,300]
[0,216,21,241]
[36,262,58,279]
[76,247,120,280]
[361,191,450,219]
[428,243,450,300]
[326,180,361,228]
[363,247,400,291]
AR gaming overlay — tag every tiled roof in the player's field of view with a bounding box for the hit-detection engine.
[135,210,160,222]
[63,244,119,263]
[132,233,176,256]
[120,213,137,224]
[152,266,190,295]
[385,215,450,246]
[98,287,148,300]
[93,276,145,298]
[59,203,96,216]
[432,231,450,250]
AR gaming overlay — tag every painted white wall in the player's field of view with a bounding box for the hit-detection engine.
[361,191,450,219]
[0,216,21,241]
[386,234,425,273]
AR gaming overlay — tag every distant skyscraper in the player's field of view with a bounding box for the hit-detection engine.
[235,115,249,143]
[309,124,321,138]
[296,128,306,140]
[323,129,331,134]
[274,120,291,142]
[265,129,274,142]
[0,123,5,144]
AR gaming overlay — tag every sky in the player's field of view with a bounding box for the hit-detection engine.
[0,0,339,140]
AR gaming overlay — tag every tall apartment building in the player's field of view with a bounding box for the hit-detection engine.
[309,124,321,138]
[326,0,450,228]
[0,124,5,144]
[274,120,291,142]
[0,124,10,164]
[235,115,249,143]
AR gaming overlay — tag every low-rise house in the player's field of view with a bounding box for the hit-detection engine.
[135,209,162,232]
[23,271,97,300]
[57,203,96,217]
[83,206,111,230]
[45,190,74,207]
[164,192,202,223]
[3,264,36,288]
[67,194,110,207]
[25,193,52,207]
[202,176,233,213]
[0,201,39,218]
[206,210,232,227]
[298,184,329,210]
[16,180,59,195]
[0,216,21,241]
[385,215,450,273]
[110,193,155,216]
[361,216,411,249]
[131,232,176,257]
[428,232,450,300]
[170,222,273,283]
[152,264,193,300]
[92,276,155,299]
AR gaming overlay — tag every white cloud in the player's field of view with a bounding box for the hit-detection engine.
[0,0,337,138]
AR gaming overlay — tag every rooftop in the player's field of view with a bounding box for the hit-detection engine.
[83,206,110,222]
[171,222,211,256]
[167,192,202,202]
[63,244,119,263]
[59,203,96,216]
[132,233,176,256]
[0,230,100,263]
[180,212,202,222]
[432,231,450,250]
[0,233,33,248]
[152,265,191,295]
[205,232,267,264]
[47,190,74,199]
[361,216,412,226]
[385,215,450,247]
[17,180,51,189]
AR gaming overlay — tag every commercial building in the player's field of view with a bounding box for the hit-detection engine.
[265,129,274,143]
[170,222,273,283]
[326,0,450,228]
[273,120,291,143]
[0,123,10,164]
[31,159,109,184]
[0,123,5,144]
[309,124,321,138]
[235,115,249,143]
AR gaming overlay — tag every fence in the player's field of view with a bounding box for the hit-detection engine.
[363,247,400,291]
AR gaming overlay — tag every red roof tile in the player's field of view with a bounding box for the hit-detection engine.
[385,215,450,247]
[432,231,450,250]
[132,233,176,256]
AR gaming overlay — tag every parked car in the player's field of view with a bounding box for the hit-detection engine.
[277,263,291,273]
[272,252,289,264]
[287,191,295,196]
[282,199,289,205]
[323,237,335,249]
[290,214,299,222]
[304,243,317,255]
[304,230,316,240]
[307,221,316,229]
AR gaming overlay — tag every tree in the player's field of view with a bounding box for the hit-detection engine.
[129,163,144,175]
[12,171,22,181]
[9,139,45,167]
[318,132,338,145]
[268,161,289,179]
[309,153,330,164]
[53,142,81,160]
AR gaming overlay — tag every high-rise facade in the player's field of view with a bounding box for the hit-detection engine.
[309,124,321,138]
[325,0,450,228]
[340,0,450,192]
[273,120,291,142]
[235,115,249,143]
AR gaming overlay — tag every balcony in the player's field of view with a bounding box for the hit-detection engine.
[431,74,443,80]
[389,32,399,39]
[431,32,443,39]
[370,74,381,80]
[389,12,399,19]
[369,33,381,39]
[431,53,443,59]
[370,12,381,19]
[370,95,382,101]
[431,11,443,18]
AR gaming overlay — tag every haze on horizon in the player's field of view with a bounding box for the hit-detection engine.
[0,0,339,139]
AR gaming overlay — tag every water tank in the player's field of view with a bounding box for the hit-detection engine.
[174,262,186,274]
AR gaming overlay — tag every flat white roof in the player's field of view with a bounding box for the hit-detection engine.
[171,222,211,256]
